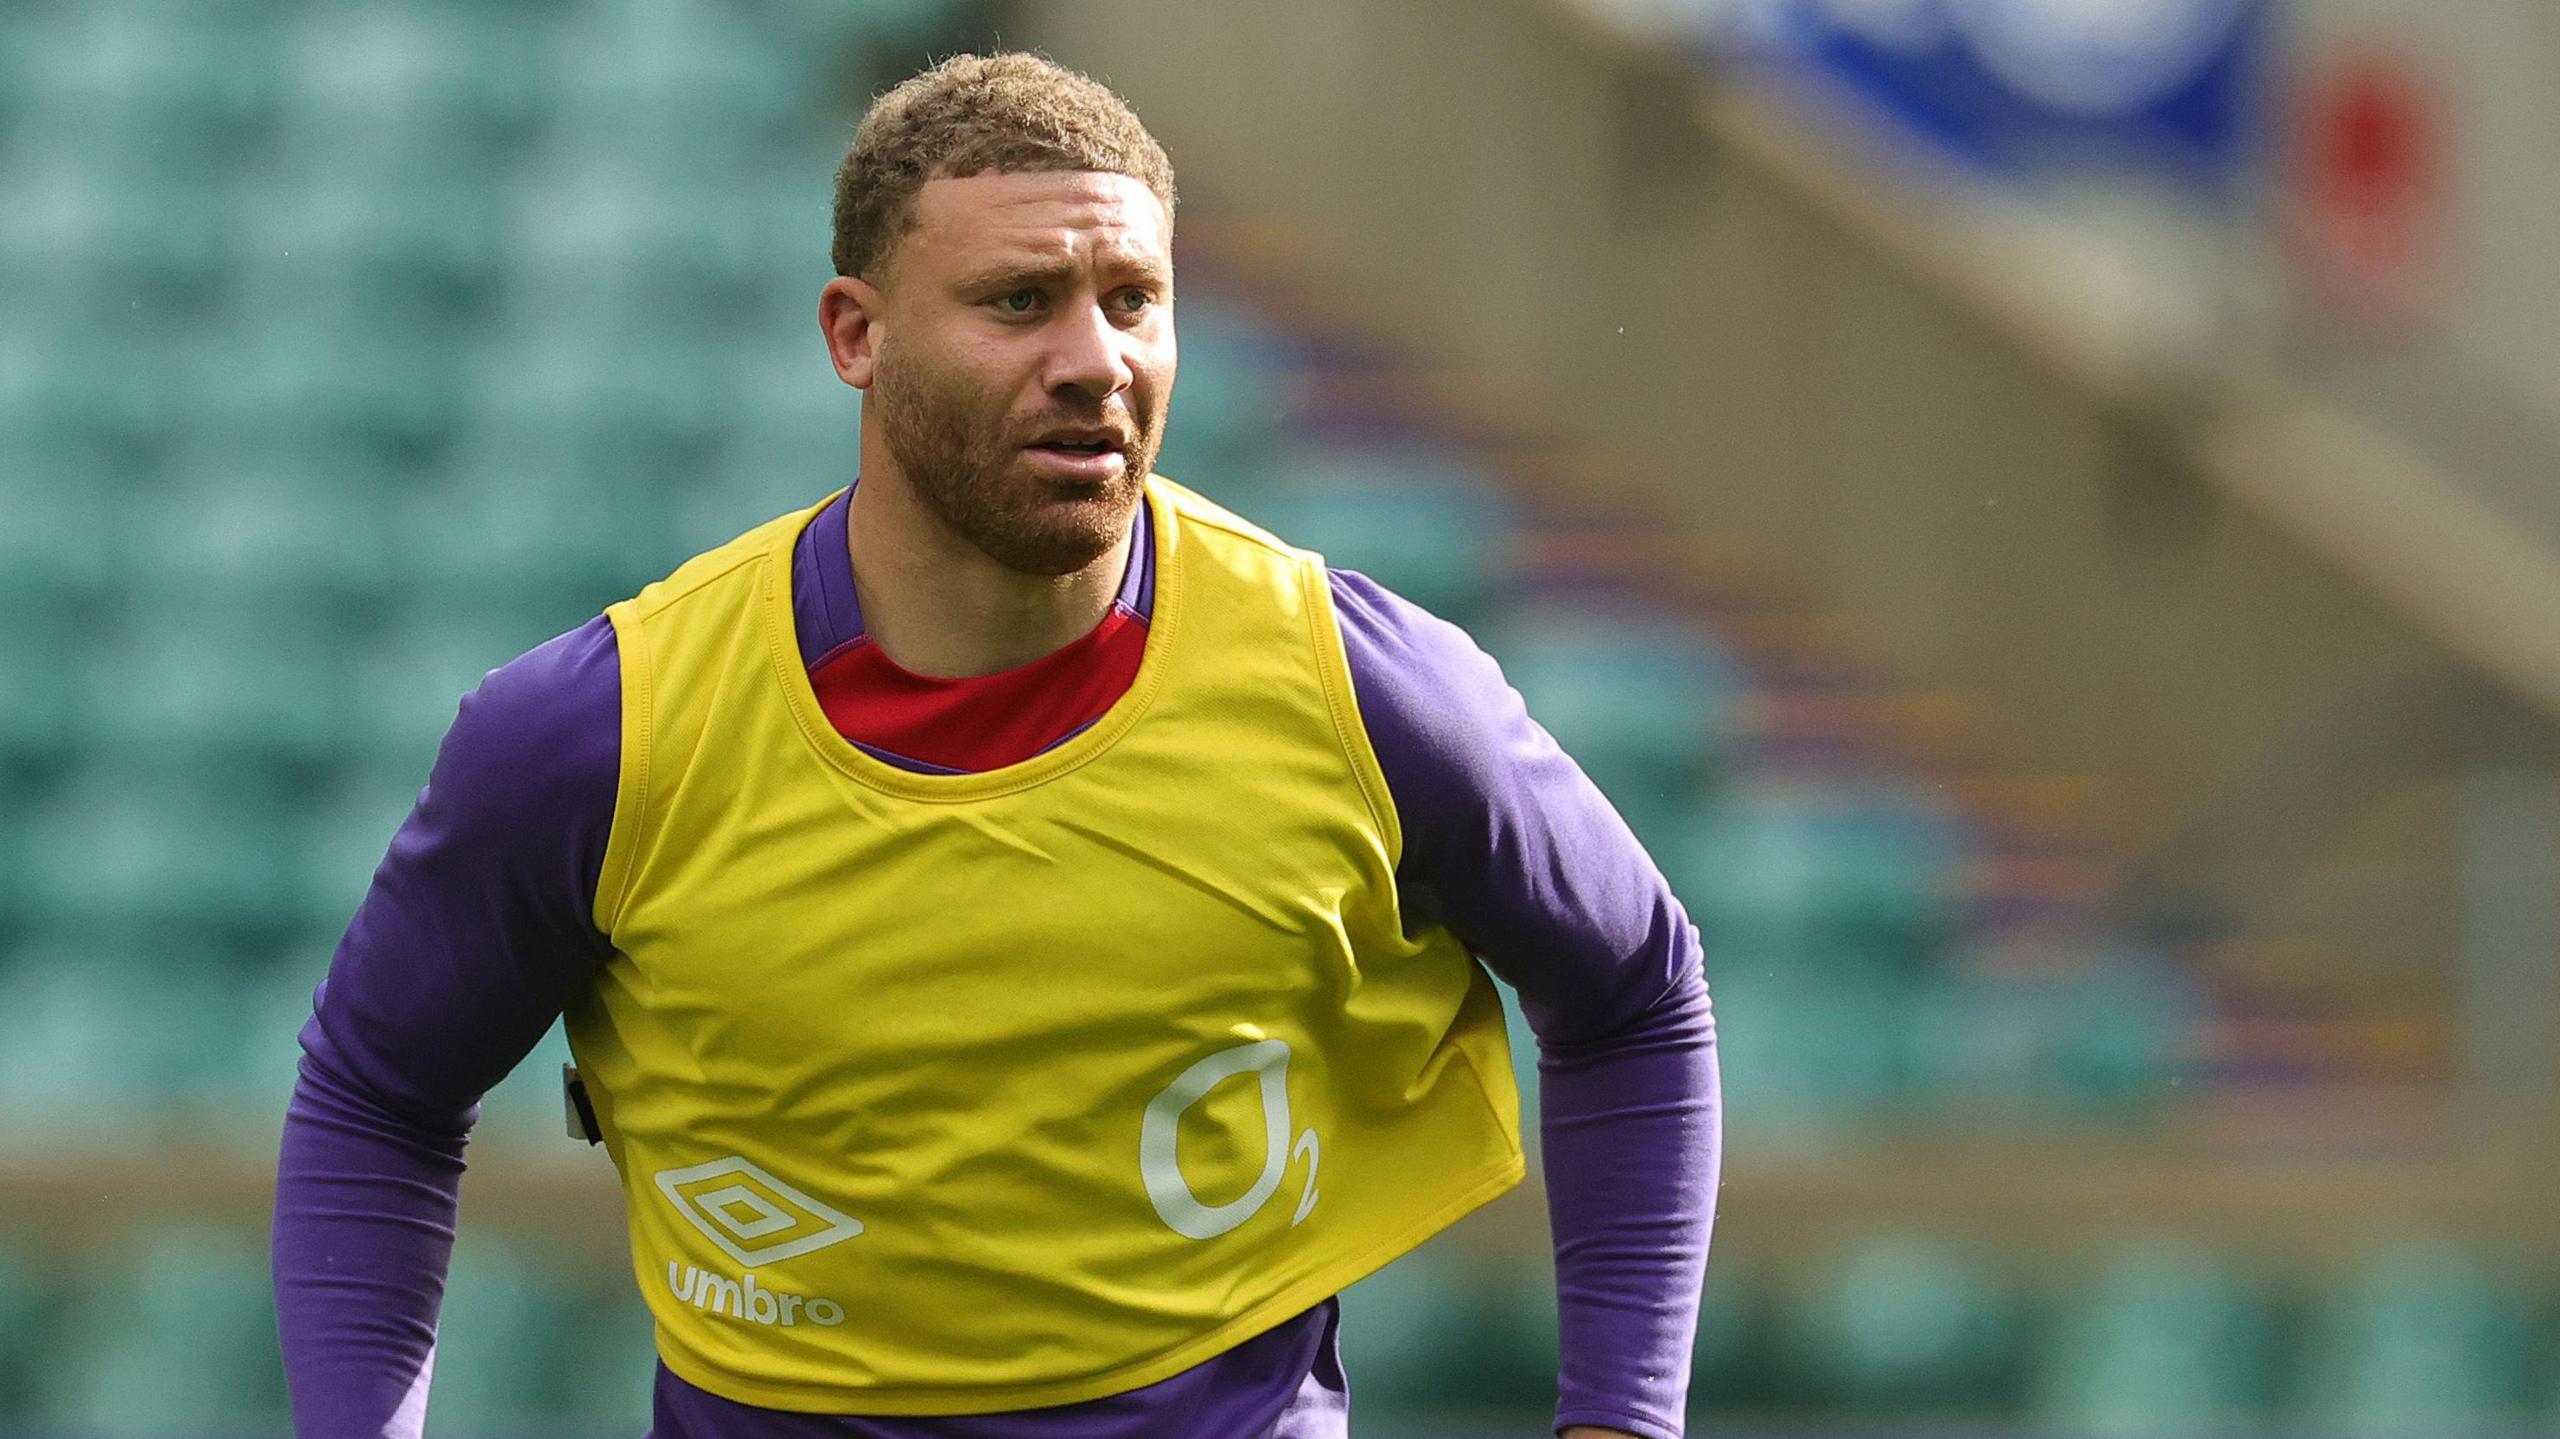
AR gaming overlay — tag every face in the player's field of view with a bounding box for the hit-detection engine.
[826,169,1175,577]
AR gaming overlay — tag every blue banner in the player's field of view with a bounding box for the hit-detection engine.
[1717,0,2273,190]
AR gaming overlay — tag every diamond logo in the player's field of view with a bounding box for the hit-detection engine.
[653,1156,865,1268]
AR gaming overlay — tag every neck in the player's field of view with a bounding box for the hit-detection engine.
[843,467,1135,680]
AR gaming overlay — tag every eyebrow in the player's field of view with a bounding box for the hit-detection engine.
[950,254,1172,295]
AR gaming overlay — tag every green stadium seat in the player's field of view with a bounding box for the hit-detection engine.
[35,1225,288,1432]
[460,325,731,473]
[2293,1238,2533,1438]
[727,251,856,355]
[18,765,302,937]
[540,11,813,176]
[478,1021,583,1149]
[13,7,271,171]
[556,1276,661,1432]
[232,949,330,1113]
[2048,948,2198,1116]
[1463,1258,1568,1414]
[671,396,858,558]
[1668,783,1962,970]
[1689,1247,1766,1413]
[1253,452,1517,624]
[188,297,470,453]
[1904,947,2195,1122]
[0,433,126,606]
[0,927,251,1140]
[1335,1241,1480,1414]
[703,317,858,440]
[233,167,510,323]
[2028,1238,2274,1438]
[1487,611,1747,845]
[0,1243,45,1421]
[1778,1232,2020,1412]
[1903,967,2049,1120]
[0,808,25,929]
[0,309,182,451]
[133,442,405,609]
[1153,296,1309,487]
[273,4,547,163]
[292,766,426,938]
[762,0,972,54]
[74,592,363,775]
[500,175,772,332]
[427,1237,570,1432]
[2,150,235,332]
[0,7,42,115]
[1494,985,1542,1138]
[0,615,80,772]
[409,422,684,621]
[1704,959,1909,1138]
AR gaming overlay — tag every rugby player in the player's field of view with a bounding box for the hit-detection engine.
[273,52,1719,1439]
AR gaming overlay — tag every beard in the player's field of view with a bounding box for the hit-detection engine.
[872,341,1160,577]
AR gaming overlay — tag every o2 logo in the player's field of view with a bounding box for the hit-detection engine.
[1139,1039,1320,1240]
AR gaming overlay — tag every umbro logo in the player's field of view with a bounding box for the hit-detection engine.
[652,1155,866,1268]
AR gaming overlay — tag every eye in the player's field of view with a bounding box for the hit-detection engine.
[1114,289,1157,313]
[995,287,1041,314]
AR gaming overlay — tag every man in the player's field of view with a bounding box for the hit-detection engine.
[273,52,1719,1439]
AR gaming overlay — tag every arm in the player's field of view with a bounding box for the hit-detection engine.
[1330,571,1720,1439]
[272,615,623,1438]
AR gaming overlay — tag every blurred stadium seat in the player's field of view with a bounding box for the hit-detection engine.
[2293,1238,2535,1438]
[1706,958,1912,1139]
[76,593,364,780]
[1151,296,1310,504]
[132,439,403,608]
[1334,1242,1493,1417]
[1669,781,1965,969]
[2027,1237,2276,1439]
[18,764,302,939]
[1905,943,2197,1121]
[1486,608,1749,844]
[35,1226,288,1431]
[427,1237,573,1432]
[1778,1232,2021,1413]
[555,1277,663,1434]
[271,4,547,173]
[0,616,79,779]
[0,925,250,1146]
[0,1242,43,1422]
[1687,1247,1766,1413]
[1250,440,1517,623]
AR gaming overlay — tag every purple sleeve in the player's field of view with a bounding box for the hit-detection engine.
[272,614,622,1439]
[1329,571,1720,1439]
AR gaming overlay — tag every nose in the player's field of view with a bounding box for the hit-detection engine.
[1043,295,1136,405]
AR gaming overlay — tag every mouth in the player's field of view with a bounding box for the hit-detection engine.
[1022,429,1131,481]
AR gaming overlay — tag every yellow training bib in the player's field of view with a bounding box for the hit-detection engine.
[562,475,1523,1413]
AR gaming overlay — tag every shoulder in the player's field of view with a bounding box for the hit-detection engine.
[1323,567,1564,879]
[1325,567,1529,780]
[427,612,621,837]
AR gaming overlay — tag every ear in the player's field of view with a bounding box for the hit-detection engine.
[820,274,883,390]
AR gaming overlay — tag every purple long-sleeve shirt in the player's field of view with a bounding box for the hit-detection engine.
[273,486,1720,1439]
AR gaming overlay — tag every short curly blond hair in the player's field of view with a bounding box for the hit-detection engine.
[832,52,1178,284]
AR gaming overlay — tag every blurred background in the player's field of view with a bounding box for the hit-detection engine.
[3,0,2558,1434]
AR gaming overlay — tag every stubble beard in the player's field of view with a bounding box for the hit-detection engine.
[873,347,1157,578]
